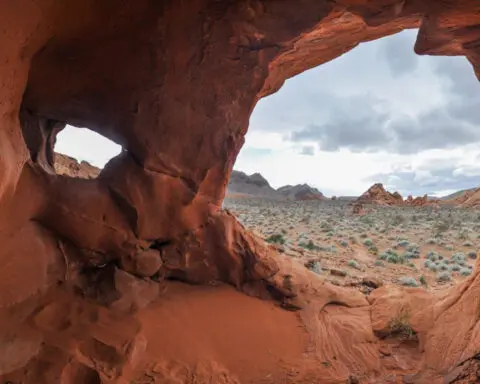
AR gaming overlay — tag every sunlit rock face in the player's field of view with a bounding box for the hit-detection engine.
[1,1,480,382]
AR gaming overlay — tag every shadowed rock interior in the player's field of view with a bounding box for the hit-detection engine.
[1,1,480,383]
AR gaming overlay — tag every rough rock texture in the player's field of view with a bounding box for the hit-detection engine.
[1,1,480,383]
[461,188,480,208]
[54,153,101,179]
[354,184,434,212]
[355,183,405,206]
[277,183,325,201]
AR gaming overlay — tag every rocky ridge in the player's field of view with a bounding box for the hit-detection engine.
[277,183,325,201]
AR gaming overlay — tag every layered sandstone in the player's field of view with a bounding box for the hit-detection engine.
[1,1,480,383]
[54,153,100,179]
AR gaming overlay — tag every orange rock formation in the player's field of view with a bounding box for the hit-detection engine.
[354,184,433,211]
[1,1,480,383]
[54,153,100,179]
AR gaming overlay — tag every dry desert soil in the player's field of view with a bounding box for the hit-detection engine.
[223,197,478,293]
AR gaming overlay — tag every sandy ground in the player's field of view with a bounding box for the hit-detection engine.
[223,197,478,293]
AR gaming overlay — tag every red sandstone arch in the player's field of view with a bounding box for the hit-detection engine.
[1,1,480,383]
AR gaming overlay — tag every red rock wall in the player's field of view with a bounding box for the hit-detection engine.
[1,1,480,383]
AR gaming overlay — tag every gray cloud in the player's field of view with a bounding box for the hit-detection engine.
[299,145,315,156]
[246,29,480,195]
[380,29,419,75]
[288,57,480,154]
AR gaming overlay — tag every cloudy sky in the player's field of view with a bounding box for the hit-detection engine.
[56,28,480,198]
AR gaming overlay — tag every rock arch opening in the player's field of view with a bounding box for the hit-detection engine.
[226,28,480,295]
[1,1,480,383]
[54,125,121,179]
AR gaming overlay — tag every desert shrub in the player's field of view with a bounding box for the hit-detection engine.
[452,253,467,266]
[339,240,348,247]
[467,251,477,260]
[360,233,368,239]
[398,276,419,287]
[450,264,461,272]
[424,260,432,268]
[426,251,439,262]
[349,236,358,244]
[437,262,449,271]
[392,214,405,226]
[363,238,374,246]
[375,260,385,267]
[404,251,419,259]
[387,307,416,340]
[368,245,379,255]
[407,243,419,252]
[445,244,454,251]
[436,271,452,282]
[426,238,436,245]
[397,240,409,247]
[265,234,285,245]
[429,264,438,272]
[306,260,322,275]
[347,259,361,270]
[463,241,473,247]
[460,268,472,276]
[387,253,404,264]
[303,240,321,251]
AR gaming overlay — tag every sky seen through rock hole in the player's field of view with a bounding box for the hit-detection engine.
[56,28,480,198]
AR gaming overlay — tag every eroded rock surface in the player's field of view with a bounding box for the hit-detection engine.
[1,1,480,383]
[54,153,100,179]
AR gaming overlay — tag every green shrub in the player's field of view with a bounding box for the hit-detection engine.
[437,262,449,271]
[450,264,461,272]
[398,276,419,287]
[347,259,361,270]
[460,268,472,276]
[265,234,286,245]
[397,240,409,247]
[436,271,452,282]
[363,238,374,246]
[420,275,427,285]
[375,260,385,267]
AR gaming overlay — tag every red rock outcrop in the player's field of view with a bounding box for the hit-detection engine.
[54,153,100,179]
[355,183,404,206]
[1,1,480,383]
[354,184,432,211]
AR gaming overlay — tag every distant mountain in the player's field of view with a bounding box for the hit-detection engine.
[277,184,325,201]
[227,171,327,201]
[439,188,477,201]
[226,170,281,198]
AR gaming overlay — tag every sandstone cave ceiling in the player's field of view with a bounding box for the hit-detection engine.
[1,1,480,383]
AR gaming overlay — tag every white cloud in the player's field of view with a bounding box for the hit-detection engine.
[55,126,121,168]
